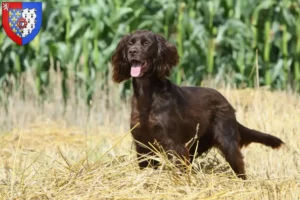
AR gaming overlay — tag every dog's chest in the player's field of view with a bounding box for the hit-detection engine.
[130,107,158,128]
[130,99,181,130]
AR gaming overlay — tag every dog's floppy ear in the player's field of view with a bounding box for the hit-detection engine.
[154,35,179,78]
[111,35,131,83]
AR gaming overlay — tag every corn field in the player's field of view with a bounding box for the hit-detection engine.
[0,0,300,105]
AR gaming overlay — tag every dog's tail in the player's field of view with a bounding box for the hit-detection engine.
[238,122,284,149]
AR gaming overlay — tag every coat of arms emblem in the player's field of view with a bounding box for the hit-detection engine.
[2,2,42,45]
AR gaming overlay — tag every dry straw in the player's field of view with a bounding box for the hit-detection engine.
[0,71,299,199]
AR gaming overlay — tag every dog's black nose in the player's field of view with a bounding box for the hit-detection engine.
[129,48,138,56]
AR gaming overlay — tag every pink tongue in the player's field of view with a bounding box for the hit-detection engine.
[131,64,142,77]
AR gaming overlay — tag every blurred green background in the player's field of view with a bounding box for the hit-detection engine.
[1,0,300,106]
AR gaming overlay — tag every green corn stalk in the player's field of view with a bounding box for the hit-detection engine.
[64,6,71,45]
[207,1,216,75]
[207,35,216,75]
[114,0,121,10]
[187,0,195,19]
[282,24,289,89]
[74,51,79,105]
[176,2,185,85]
[35,64,42,100]
[64,2,71,105]
[237,44,246,80]
[251,1,272,50]
[295,61,300,92]
[226,0,233,18]
[11,52,21,90]
[93,26,100,70]
[264,17,272,86]
[29,29,43,100]
[83,39,92,105]
[251,14,258,50]
[61,5,71,106]
[294,18,300,91]
[234,0,241,19]
[62,66,69,107]
[163,1,172,37]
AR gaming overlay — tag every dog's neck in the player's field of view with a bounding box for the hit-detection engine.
[132,77,167,96]
[132,77,166,112]
[132,77,154,100]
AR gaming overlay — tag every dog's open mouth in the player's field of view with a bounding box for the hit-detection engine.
[131,61,147,77]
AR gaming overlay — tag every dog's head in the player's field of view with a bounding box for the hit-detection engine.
[111,30,179,83]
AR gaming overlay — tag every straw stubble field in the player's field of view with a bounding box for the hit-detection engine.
[0,86,299,199]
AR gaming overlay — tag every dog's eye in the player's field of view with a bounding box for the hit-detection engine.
[143,41,150,45]
[128,41,134,46]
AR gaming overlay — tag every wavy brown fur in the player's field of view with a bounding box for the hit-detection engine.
[111,30,284,179]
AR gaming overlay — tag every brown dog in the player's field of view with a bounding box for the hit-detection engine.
[111,30,284,179]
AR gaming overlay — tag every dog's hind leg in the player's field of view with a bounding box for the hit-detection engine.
[213,118,246,179]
